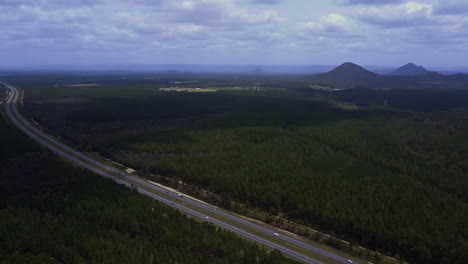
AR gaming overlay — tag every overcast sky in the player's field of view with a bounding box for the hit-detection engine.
[1,0,467,67]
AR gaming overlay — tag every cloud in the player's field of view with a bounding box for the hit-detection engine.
[357,2,433,27]
[0,0,101,7]
[348,0,468,53]
[340,0,407,5]
[434,0,468,15]
[0,0,287,56]
[296,12,368,55]
[304,13,359,36]
[250,0,282,4]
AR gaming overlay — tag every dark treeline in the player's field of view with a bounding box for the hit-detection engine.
[19,81,468,264]
[334,88,468,111]
[0,105,296,263]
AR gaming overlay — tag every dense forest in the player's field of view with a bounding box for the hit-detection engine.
[18,78,468,264]
[334,88,468,111]
[0,97,296,263]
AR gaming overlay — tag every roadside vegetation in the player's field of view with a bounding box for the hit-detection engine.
[0,90,296,264]
[8,74,468,264]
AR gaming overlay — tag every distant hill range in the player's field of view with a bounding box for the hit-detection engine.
[310,62,468,89]
[390,63,429,76]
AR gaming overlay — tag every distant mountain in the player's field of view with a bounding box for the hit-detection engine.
[391,63,429,76]
[313,62,379,83]
[1,64,337,74]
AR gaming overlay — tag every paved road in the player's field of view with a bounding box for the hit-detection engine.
[2,82,356,264]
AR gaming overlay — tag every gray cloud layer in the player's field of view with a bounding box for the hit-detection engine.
[0,0,467,66]
[341,0,407,5]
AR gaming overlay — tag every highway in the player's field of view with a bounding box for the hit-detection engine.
[2,82,357,264]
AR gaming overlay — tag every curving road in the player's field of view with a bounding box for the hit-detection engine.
[2,82,358,264]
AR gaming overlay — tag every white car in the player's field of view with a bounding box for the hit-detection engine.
[273,232,279,237]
